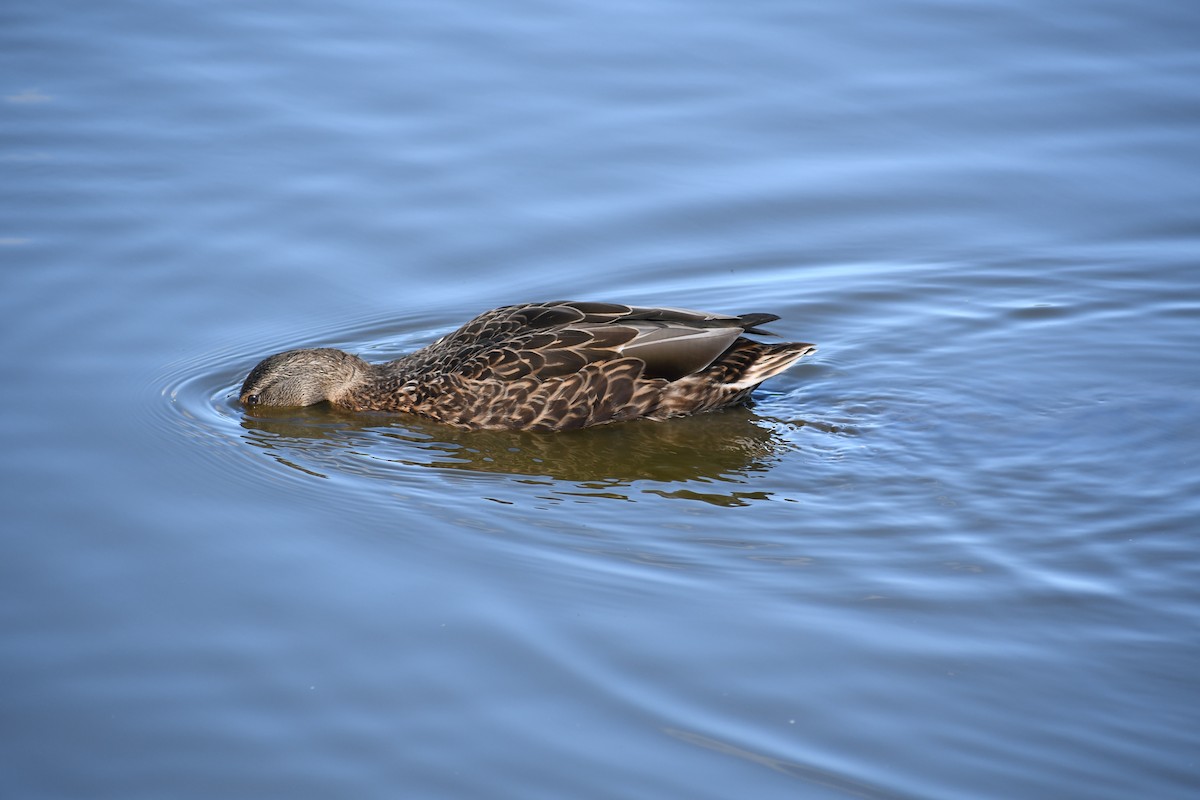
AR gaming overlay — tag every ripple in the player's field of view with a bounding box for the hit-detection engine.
[152,313,831,510]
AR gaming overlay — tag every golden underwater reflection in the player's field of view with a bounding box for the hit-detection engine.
[239,403,796,505]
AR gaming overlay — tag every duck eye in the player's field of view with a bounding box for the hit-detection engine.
[245,394,260,405]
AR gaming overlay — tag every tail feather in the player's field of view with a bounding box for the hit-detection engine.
[736,313,781,335]
[729,341,816,389]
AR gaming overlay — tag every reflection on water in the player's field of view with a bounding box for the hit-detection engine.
[9,0,1199,795]
[238,401,801,505]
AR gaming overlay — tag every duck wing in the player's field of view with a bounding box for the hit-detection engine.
[424,301,780,383]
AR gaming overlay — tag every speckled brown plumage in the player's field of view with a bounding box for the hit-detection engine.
[239,301,816,431]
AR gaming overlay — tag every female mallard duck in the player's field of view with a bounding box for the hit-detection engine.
[240,301,815,431]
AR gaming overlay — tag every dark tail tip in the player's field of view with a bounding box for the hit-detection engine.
[738,313,781,335]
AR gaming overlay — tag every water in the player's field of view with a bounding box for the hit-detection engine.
[3,1,1199,797]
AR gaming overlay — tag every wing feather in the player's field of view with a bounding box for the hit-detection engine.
[415,300,787,387]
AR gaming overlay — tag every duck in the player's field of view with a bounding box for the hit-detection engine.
[239,300,816,431]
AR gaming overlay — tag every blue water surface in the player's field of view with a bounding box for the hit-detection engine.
[2,1,1199,798]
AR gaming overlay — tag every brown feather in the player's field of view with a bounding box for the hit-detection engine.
[240,300,816,430]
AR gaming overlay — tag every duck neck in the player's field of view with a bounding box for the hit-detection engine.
[336,356,419,412]
[320,352,374,406]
